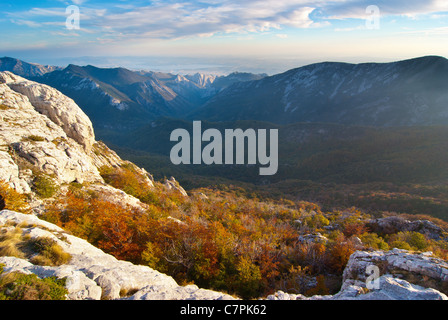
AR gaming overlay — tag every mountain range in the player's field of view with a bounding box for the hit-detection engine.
[191,56,448,126]
[0,57,266,132]
[3,55,448,136]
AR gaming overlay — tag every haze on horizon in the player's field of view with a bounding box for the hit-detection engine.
[1,0,448,75]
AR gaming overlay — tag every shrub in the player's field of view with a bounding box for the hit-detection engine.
[387,231,429,251]
[0,270,67,300]
[360,232,390,250]
[23,135,46,142]
[0,180,31,214]
[303,214,330,229]
[32,173,58,198]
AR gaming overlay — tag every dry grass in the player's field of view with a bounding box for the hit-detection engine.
[0,226,71,266]
[0,228,26,259]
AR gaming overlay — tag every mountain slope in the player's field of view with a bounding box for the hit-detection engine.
[0,57,60,78]
[191,56,448,126]
[33,63,267,134]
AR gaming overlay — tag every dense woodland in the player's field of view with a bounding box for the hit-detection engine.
[2,162,445,299]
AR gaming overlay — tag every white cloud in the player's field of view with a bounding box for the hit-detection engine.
[5,0,448,45]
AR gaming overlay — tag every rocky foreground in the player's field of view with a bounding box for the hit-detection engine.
[0,210,447,300]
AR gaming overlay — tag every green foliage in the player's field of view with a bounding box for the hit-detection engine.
[302,214,330,229]
[32,173,58,199]
[387,231,429,251]
[0,269,67,300]
[235,256,262,299]
[360,233,390,250]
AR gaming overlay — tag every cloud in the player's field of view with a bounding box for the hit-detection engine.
[322,0,448,20]
[5,0,448,46]
[11,19,42,28]
[20,1,323,40]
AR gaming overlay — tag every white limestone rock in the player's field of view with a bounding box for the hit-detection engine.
[0,72,95,151]
[268,249,448,300]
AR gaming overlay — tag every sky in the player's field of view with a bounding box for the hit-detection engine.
[1,0,448,74]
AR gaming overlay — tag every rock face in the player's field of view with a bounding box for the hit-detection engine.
[267,249,448,300]
[1,72,95,151]
[0,72,101,192]
[0,71,153,210]
[0,210,236,300]
[164,177,188,197]
[0,72,234,300]
[367,216,446,241]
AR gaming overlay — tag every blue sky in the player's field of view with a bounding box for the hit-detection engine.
[1,0,448,74]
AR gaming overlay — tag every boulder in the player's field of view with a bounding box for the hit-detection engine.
[298,233,328,244]
[164,177,188,197]
[367,216,446,241]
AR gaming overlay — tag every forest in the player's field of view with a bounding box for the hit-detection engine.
[2,162,442,299]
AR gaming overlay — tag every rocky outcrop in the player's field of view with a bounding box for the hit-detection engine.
[267,249,448,300]
[0,72,101,191]
[367,216,447,241]
[0,210,236,300]
[298,233,328,244]
[164,177,188,197]
[0,71,153,213]
[0,72,95,151]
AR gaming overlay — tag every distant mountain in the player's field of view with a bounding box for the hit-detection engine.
[190,56,448,127]
[0,58,266,134]
[0,57,60,78]
[38,64,188,131]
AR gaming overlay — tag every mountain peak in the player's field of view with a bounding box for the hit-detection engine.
[0,57,59,78]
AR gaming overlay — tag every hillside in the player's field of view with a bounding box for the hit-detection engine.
[191,56,448,126]
[0,71,447,300]
[0,57,60,78]
[107,118,448,221]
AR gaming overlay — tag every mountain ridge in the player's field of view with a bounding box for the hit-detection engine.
[190,55,448,126]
